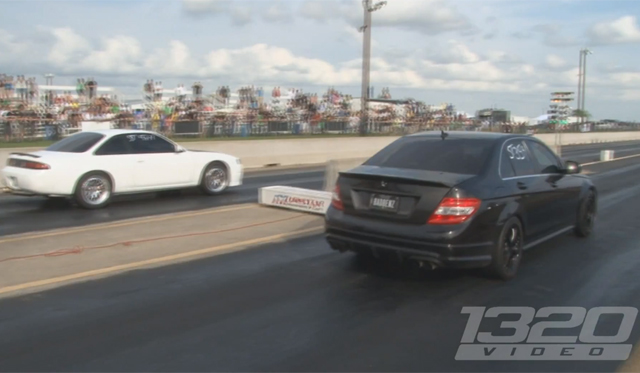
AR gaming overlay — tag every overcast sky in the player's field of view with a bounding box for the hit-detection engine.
[2,0,640,120]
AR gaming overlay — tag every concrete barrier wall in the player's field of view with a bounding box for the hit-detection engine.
[2,131,639,170]
[534,132,640,147]
[323,158,369,191]
[0,137,400,170]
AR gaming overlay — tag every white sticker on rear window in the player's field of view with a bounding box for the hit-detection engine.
[127,134,156,142]
[507,143,527,160]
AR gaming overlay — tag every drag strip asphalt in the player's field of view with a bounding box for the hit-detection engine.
[1,141,638,237]
[0,166,325,237]
[0,145,640,372]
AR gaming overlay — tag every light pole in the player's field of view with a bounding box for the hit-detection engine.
[359,0,386,136]
[577,48,592,123]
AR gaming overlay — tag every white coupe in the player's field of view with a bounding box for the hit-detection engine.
[2,130,244,209]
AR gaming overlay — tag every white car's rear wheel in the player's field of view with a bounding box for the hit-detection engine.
[200,162,229,195]
[75,172,112,209]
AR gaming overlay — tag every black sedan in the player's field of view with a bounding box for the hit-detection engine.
[324,131,597,280]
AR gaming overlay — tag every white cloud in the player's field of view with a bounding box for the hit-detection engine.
[532,24,581,47]
[183,0,228,14]
[144,41,198,77]
[340,0,475,35]
[298,0,334,22]
[484,51,522,64]
[262,1,293,23]
[230,5,253,25]
[545,54,566,69]
[618,89,640,101]
[0,29,31,65]
[8,26,557,95]
[587,16,640,45]
[426,40,481,64]
[47,27,93,67]
[607,72,640,88]
[81,36,143,74]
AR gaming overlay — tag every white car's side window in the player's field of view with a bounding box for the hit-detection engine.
[95,135,134,156]
[129,134,175,154]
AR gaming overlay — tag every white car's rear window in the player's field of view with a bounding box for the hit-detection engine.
[46,132,106,153]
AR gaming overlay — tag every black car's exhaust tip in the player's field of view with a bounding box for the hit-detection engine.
[419,261,438,270]
[327,239,350,253]
[411,257,440,270]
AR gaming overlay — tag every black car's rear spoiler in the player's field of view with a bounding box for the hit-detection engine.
[339,165,475,188]
[9,152,40,158]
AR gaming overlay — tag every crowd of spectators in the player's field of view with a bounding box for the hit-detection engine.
[2,73,577,142]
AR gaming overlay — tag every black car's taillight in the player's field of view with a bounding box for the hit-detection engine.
[427,197,481,225]
[331,184,344,211]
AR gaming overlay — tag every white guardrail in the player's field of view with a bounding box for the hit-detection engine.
[258,158,368,215]
[258,186,332,215]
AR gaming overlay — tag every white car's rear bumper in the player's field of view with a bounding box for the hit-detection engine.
[1,167,74,196]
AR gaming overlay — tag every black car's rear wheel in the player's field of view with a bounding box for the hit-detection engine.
[485,217,523,280]
[574,190,596,238]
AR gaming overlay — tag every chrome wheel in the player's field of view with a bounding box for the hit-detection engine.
[80,176,111,206]
[204,167,228,193]
[502,225,522,272]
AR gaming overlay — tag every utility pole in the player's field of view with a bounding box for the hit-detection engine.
[359,0,386,136]
[577,48,592,124]
[576,51,583,117]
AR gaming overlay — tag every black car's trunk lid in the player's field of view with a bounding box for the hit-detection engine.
[338,165,476,224]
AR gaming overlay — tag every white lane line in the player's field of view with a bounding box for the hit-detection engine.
[589,163,640,180]
[582,153,640,166]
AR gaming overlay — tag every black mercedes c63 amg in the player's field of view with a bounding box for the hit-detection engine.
[324,131,597,280]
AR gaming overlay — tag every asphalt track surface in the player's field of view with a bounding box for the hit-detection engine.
[0,141,640,372]
[1,140,640,237]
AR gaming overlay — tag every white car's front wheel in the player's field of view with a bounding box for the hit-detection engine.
[200,162,229,195]
[75,172,113,209]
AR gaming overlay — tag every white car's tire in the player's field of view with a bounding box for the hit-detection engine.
[75,171,113,209]
[200,162,229,195]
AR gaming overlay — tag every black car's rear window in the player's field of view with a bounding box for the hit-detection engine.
[363,136,496,175]
[45,132,105,153]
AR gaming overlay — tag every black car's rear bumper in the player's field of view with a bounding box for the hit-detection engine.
[325,210,495,269]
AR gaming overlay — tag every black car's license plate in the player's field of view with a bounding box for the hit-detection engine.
[369,194,399,212]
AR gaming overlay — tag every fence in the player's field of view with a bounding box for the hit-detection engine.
[1,116,639,143]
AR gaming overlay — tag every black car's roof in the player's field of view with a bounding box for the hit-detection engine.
[407,131,530,141]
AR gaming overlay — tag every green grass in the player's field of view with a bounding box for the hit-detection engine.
[0,133,398,149]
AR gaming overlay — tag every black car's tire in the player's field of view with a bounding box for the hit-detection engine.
[574,190,597,238]
[200,162,229,195]
[74,171,113,210]
[484,217,524,281]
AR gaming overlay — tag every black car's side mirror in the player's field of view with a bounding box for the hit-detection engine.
[564,161,582,174]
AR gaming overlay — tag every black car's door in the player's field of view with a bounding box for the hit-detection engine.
[501,138,550,241]
[525,139,582,229]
